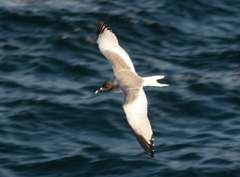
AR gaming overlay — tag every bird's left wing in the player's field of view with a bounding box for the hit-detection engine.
[97,22,136,74]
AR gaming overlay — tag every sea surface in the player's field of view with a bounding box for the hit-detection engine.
[0,0,240,177]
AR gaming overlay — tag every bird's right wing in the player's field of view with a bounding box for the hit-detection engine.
[97,22,136,75]
[123,88,154,157]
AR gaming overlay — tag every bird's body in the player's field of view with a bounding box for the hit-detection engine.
[96,22,168,157]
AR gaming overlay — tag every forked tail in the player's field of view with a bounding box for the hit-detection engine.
[143,75,168,87]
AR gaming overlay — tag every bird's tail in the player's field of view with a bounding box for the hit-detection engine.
[143,75,168,87]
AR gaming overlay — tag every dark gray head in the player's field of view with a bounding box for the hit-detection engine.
[95,82,115,94]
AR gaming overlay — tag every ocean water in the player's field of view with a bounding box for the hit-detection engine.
[0,0,240,177]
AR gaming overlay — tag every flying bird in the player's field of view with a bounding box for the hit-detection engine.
[95,22,168,157]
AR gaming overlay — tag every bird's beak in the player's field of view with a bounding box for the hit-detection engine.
[95,87,103,94]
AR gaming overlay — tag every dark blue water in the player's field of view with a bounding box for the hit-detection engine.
[0,0,240,176]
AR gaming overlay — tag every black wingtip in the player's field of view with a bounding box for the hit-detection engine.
[97,21,109,35]
[149,138,155,158]
[135,134,155,158]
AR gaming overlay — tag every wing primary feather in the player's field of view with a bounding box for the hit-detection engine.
[97,22,109,35]
[135,134,155,158]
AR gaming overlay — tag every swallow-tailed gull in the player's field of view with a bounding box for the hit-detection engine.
[95,22,168,157]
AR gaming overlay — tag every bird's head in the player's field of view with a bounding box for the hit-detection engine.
[95,82,115,94]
